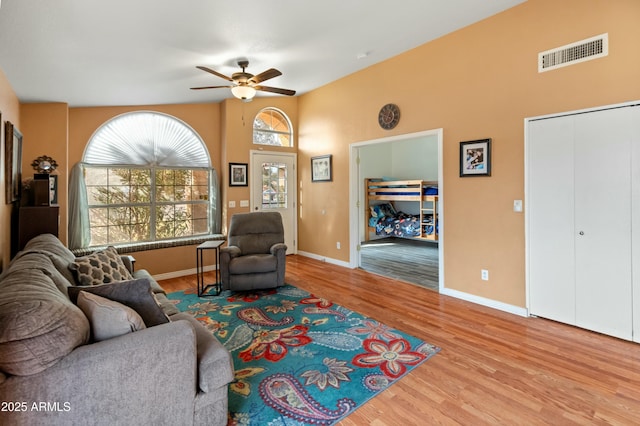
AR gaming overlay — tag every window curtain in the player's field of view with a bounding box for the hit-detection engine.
[68,162,91,249]
[210,168,221,234]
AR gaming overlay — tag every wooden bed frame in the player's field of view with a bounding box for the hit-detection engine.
[364,178,438,241]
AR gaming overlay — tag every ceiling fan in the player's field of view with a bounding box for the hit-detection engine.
[191,60,296,102]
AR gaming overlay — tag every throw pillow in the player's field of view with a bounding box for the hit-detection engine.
[67,278,169,327]
[70,246,133,286]
[77,291,146,342]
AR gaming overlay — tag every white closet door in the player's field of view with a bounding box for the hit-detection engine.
[573,108,633,340]
[528,116,576,324]
[632,106,640,343]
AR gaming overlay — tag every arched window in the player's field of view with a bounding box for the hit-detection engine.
[253,108,293,147]
[81,111,214,247]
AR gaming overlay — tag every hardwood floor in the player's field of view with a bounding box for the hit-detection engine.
[159,255,640,425]
[360,237,439,291]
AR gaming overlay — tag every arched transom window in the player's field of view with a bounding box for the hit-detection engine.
[83,111,213,246]
[253,108,293,147]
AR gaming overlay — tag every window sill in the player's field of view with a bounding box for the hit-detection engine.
[71,234,225,257]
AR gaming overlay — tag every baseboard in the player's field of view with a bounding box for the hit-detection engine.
[440,287,529,317]
[152,265,217,282]
[296,251,351,268]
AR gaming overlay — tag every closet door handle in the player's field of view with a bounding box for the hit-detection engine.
[579,231,584,236]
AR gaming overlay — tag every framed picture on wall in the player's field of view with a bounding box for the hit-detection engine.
[311,154,332,182]
[229,162,248,186]
[4,120,23,203]
[460,138,491,177]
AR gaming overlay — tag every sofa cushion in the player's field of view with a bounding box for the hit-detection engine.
[77,291,146,341]
[68,278,169,327]
[133,269,167,294]
[22,233,77,286]
[70,246,134,286]
[0,265,90,376]
[3,250,74,295]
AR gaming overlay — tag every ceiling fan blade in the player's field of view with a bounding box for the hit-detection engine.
[190,85,232,90]
[254,85,296,96]
[196,66,233,82]
[249,68,282,84]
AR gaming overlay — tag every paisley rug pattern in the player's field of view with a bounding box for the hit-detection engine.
[168,284,440,425]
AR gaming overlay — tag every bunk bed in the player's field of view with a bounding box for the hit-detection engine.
[364,178,438,241]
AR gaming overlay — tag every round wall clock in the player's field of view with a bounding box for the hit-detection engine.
[31,155,58,174]
[378,103,400,130]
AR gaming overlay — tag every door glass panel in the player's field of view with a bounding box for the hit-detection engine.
[261,162,287,209]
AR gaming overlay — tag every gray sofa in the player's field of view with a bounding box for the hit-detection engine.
[0,234,233,426]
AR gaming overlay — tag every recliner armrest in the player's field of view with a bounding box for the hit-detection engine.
[220,245,241,258]
[270,243,287,255]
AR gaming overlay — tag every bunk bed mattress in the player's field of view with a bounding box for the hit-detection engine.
[368,186,438,196]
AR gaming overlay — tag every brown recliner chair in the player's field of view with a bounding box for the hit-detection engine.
[219,211,287,291]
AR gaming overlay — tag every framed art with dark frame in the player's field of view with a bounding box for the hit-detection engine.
[460,138,491,177]
[311,154,332,182]
[4,120,23,203]
[229,162,248,187]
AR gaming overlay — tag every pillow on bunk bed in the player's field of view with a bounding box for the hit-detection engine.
[424,186,438,195]
[369,203,396,226]
[381,177,402,188]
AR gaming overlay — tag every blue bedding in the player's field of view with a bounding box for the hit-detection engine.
[369,186,438,196]
[374,212,421,238]
[371,212,436,238]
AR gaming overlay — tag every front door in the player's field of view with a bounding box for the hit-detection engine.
[250,151,297,254]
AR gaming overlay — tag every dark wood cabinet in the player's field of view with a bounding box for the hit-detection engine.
[12,206,59,256]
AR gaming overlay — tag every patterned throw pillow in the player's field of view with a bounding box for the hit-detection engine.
[70,246,133,286]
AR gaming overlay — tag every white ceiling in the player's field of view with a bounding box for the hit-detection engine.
[0,0,525,107]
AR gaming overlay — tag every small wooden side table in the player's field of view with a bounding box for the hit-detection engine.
[196,240,225,297]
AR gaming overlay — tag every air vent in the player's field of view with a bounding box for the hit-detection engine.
[538,33,608,73]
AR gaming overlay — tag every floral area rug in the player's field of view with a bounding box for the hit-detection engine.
[168,284,440,425]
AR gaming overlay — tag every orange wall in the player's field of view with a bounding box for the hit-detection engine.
[20,103,69,243]
[0,68,20,271]
[297,0,640,307]
[219,97,298,232]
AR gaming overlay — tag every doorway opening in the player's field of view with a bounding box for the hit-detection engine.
[349,129,444,292]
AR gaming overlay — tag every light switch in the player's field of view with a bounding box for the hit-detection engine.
[513,200,523,212]
[240,200,249,207]
[229,200,236,208]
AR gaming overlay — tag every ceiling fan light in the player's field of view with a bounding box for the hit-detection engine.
[231,85,256,101]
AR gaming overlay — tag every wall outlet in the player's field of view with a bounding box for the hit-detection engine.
[481,269,489,281]
[336,242,341,249]
[229,200,236,208]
